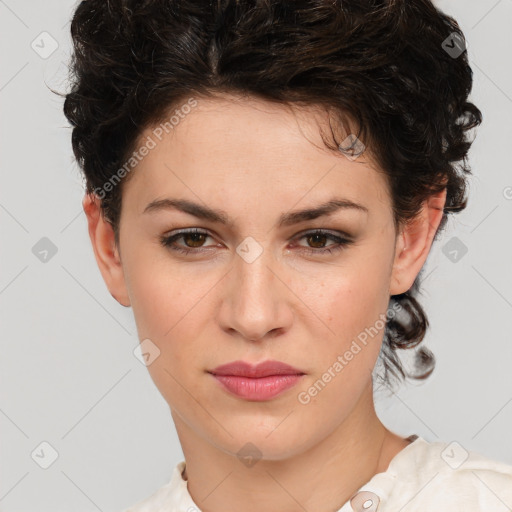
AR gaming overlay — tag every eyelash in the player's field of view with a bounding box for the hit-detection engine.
[159,228,353,256]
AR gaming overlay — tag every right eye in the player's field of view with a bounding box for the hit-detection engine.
[160,228,215,254]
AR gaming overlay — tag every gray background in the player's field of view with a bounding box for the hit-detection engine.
[1,0,511,510]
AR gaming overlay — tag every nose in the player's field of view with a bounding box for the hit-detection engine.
[217,243,294,343]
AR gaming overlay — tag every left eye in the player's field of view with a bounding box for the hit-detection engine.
[160,228,353,255]
[293,230,353,254]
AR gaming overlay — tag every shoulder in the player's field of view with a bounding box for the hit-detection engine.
[119,461,193,512]
[384,437,512,511]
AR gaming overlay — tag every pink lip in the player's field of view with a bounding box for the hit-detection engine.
[209,360,304,378]
[208,360,305,401]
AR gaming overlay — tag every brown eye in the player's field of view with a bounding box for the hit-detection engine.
[293,229,353,255]
[160,229,214,254]
[181,232,208,248]
[305,232,330,249]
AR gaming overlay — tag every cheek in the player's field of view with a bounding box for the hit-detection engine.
[311,262,391,375]
[124,243,212,336]
[127,266,209,408]
[320,260,390,331]
[124,254,219,378]
[297,279,388,414]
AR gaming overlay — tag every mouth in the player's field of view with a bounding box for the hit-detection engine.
[207,360,306,401]
[208,359,305,378]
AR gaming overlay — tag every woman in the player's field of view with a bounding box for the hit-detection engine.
[62,0,512,510]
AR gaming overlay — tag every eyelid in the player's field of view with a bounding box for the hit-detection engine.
[162,226,354,242]
[291,227,354,241]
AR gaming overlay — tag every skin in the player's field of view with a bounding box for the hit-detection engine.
[83,93,446,512]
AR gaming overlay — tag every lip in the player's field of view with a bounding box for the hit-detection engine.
[208,360,305,401]
[209,360,305,378]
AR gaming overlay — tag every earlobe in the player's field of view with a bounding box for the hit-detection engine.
[82,193,131,307]
[389,187,447,296]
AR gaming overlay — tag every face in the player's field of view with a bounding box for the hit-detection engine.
[85,93,442,461]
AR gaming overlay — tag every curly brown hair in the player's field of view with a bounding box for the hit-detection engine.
[60,0,482,391]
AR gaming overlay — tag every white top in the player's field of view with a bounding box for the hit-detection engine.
[121,435,512,511]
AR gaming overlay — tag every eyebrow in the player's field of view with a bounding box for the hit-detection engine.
[143,197,368,227]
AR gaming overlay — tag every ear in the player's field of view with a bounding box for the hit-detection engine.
[82,193,131,307]
[389,187,447,296]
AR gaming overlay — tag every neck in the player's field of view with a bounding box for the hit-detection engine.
[173,383,408,512]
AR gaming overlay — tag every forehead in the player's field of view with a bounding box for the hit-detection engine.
[122,93,392,219]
